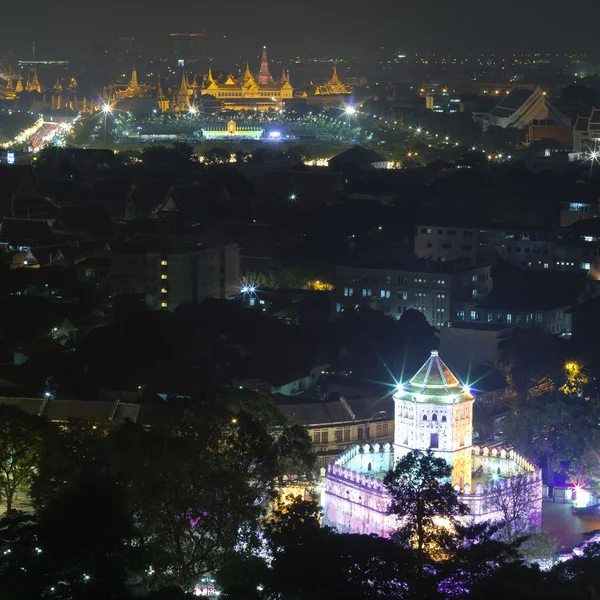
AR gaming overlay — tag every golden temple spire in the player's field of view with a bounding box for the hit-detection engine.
[130,67,139,90]
[15,73,23,93]
[241,60,255,86]
[5,68,13,91]
[330,63,341,85]
[207,62,215,84]
[53,78,63,92]
[179,71,189,94]
[280,66,287,83]
[31,68,41,93]
[156,73,170,112]
[69,76,78,89]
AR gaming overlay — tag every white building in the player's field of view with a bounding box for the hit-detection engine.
[323,351,543,536]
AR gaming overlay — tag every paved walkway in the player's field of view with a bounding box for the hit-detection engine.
[542,499,600,551]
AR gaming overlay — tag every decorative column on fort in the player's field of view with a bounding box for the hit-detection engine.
[257,46,273,85]
[394,350,474,491]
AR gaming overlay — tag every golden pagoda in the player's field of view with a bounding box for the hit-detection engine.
[104,67,154,102]
[31,68,41,93]
[53,79,63,92]
[15,74,23,93]
[175,71,191,112]
[315,64,351,95]
[69,76,79,89]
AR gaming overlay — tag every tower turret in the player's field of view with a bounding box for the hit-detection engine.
[257,45,273,85]
[394,350,474,491]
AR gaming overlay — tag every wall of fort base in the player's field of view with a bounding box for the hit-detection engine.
[323,445,543,536]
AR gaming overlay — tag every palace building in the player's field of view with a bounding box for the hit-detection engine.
[200,46,293,111]
[322,350,543,537]
[314,64,351,96]
[104,68,156,102]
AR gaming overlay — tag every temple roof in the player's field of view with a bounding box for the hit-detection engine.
[411,350,459,387]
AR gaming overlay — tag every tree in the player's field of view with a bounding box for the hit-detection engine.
[32,420,109,506]
[0,406,50,512]
[504,392,600,486]
[0,475,137,600]
[35,474,139,599]
[440,522,522,598]
[263,497,415,600]
[517,530,558,567]
[108,390,315,592]
[485,472,542,543]
[384,450,469,597]
[204,146,231,165]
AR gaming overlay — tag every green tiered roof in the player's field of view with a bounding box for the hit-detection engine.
[404,350,466,399]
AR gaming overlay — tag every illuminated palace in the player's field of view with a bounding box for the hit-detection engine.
[200,46,293,111]
[323,351,543,537]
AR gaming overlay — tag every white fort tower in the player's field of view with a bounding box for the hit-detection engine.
[323,350,542,537]
[394,350,474,491]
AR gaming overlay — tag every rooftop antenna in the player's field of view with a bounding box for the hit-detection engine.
[32,41,35,59]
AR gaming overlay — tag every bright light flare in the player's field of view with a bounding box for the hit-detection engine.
[344,105,356,115]
[101,104,112,114]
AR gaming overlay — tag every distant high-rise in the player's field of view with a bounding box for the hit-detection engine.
[170,33,207,66]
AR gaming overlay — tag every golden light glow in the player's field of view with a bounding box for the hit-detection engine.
[305,279,334,292]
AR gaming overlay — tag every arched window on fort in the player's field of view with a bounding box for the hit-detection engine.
[422,415,428,421]
[441,415,447,422]
[432,414,438,421]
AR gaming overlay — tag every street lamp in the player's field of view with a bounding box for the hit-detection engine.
[102,103,112,147]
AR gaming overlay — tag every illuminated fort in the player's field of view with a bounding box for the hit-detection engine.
[322,351,543,536]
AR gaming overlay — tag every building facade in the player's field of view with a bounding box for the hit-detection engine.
[335,260,492,327]
[200,48,293,111]
[106,234,239,310]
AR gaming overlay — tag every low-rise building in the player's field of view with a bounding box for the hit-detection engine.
[277,392,394,471]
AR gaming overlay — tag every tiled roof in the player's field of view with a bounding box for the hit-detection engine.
[409,351,461,395]
[0,397,140,424]
[575,116,590,132]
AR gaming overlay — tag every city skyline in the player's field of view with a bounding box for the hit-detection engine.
[2,0,599,59]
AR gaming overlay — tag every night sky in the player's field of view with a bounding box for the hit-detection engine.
[3,0,599,59]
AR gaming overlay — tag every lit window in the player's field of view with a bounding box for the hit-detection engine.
[161,288,167,294]
[161,302,168,308]
[161,274,168,280]
[161,260,168,266]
